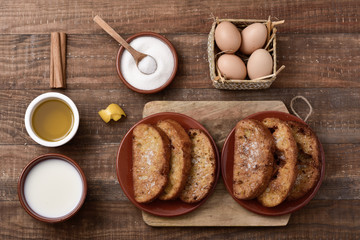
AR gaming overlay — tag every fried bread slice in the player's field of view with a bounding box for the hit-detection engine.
[157,119,192,200]
[233,119,275,200]
[287,121,321,201]
[180,129,216,203]
[132,123,171,203]
[257,118,298,207]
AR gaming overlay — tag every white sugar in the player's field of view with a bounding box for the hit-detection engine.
[120,36,175,90]
[138,55,157,75]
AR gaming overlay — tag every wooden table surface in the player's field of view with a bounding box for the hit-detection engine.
[1,0,359,239]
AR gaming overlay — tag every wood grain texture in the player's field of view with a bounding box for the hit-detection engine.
[142,180,290,227]
[0,0,359,238]
[0,142,359,202]
[0,88,360,146]
[0,0,359,34]
[0,200,359,239]
[0,34,359,90]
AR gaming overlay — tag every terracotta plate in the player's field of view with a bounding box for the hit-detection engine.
[221,111,325,216]
[116,112,220,217]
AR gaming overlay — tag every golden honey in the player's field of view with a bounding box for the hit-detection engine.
[32,100,74,142]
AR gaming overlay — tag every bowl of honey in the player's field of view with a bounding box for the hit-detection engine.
[25,92,80,147]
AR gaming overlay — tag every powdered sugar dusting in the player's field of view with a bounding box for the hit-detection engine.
[144,150,154,165]
[239,137,263,171]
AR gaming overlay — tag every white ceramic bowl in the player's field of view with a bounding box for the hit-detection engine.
[24,92,80,147]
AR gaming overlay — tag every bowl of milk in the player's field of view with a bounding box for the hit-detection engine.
[18,154,87,223]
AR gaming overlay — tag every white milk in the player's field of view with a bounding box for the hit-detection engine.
[24,159,83,218]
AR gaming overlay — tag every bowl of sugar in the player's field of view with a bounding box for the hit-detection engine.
[116,32,178,94]
[18,154,87,223]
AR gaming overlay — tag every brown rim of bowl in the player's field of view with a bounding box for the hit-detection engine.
[116,32,178,94]
[17,153,87,223]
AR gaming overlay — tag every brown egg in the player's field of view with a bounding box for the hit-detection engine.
[247,49,273,80]
[239,23,267,55]
[217,54,247,80]
[215,22,241,53]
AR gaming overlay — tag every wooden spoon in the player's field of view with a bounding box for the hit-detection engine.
[93,15,157,75]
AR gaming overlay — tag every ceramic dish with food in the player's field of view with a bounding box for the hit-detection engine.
[116,112,220,217]
[116,32,178,94]
[221,111,325,216]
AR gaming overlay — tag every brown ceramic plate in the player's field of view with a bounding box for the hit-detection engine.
[116,112,220,217]
[221,111,325,216]
[116,32,178,94]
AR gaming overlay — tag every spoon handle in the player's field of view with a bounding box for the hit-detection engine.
[93,15,145,62]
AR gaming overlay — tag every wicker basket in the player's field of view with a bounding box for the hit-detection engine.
[208,17,285,90]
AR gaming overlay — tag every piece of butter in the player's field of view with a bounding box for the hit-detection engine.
[98,103,126,123]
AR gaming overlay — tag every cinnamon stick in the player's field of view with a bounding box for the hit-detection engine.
[50,32,66,88]
[50,34,54,87]
[60,32,66,88]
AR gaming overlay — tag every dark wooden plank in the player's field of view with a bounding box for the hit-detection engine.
[317,144,360,200]
[0,89,359,145]
[0,143,359,201]
[0,144,126,202]
[0,0,358,238]
[0,0,359,34]
[274,33,360,88]
[0,34,359,90]
[0,200,358,239]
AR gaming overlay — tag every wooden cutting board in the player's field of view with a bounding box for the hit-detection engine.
[142,101,291,227]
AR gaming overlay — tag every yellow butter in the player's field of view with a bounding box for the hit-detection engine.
[98,103,126,123]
